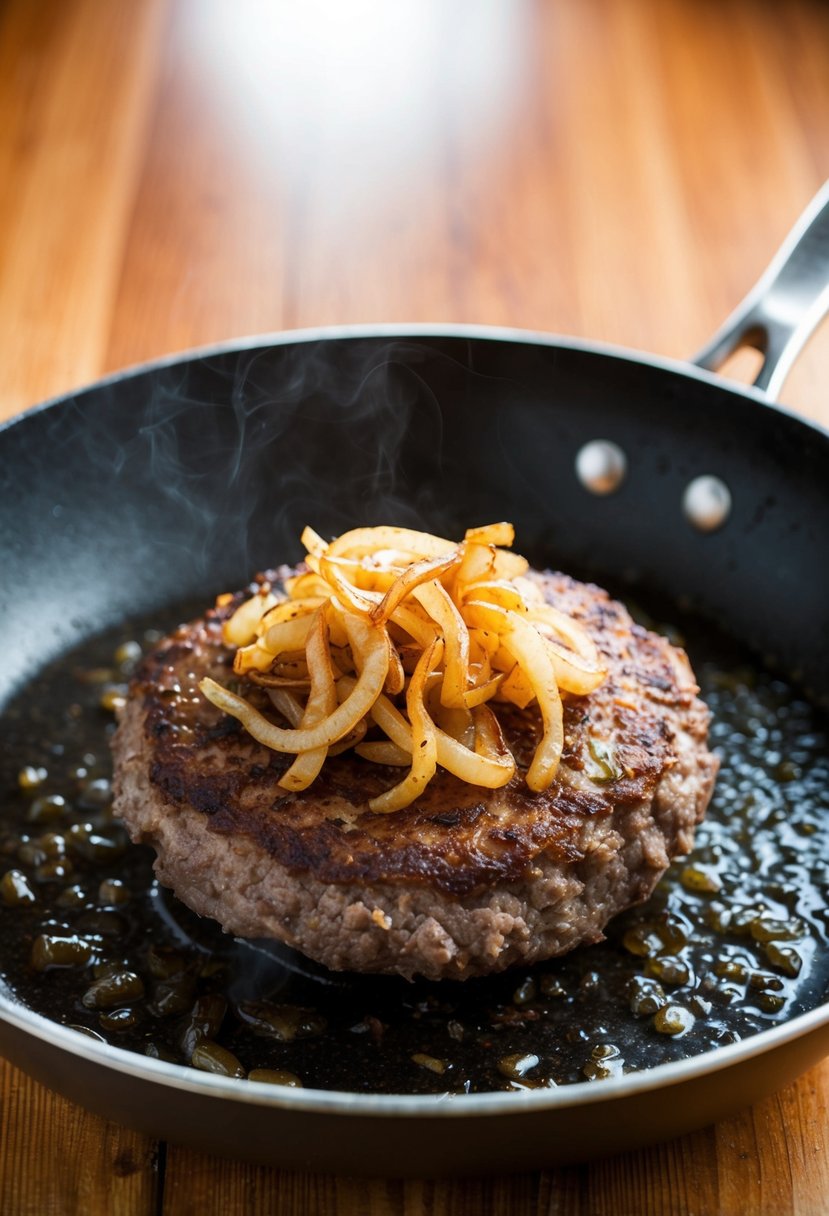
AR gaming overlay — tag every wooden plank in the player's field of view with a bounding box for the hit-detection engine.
[139,1074,829,1216]
[715,1061,829,1216]
[0,0,166,419]
[100,0,829,424]
[644,0,829,420]
[158,1147,584,1216]
[102,0,291,371]
[0,1058,158,1216]
[788,1059,829,1213]
[7,1069,823,1216]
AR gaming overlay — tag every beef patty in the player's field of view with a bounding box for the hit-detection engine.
[112,569,718,981]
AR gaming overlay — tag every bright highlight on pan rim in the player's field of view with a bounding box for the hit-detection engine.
[200,523,608,813]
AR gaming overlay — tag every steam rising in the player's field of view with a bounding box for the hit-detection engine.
[124,338,453,580]
[0,330,542,698]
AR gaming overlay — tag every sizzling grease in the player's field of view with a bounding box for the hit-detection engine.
[0,606,827,1094]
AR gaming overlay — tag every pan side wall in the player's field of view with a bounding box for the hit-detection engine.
[2,1007,829,1175]
[1,334,828,702]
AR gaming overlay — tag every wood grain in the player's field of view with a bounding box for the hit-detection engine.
[0,0,166,418]
[0,1058,158,1216]
[2,0,829,1212]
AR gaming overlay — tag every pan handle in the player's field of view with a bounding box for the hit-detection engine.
[693,180,829,399]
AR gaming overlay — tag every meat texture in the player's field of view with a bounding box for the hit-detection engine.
[112,569,718,981]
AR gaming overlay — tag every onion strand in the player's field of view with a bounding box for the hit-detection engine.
[200,523,607,810]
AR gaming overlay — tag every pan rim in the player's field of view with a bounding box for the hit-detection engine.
[2,321,829,450]
[2,320,828,1120]
[1,975,827,1118]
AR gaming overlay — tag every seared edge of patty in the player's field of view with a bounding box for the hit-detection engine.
[112,571,718,980]
[115,702,715,980]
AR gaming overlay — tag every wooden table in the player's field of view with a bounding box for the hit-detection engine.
[2,1,829,1211]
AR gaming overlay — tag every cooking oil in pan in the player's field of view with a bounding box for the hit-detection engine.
[1,604,827,1094]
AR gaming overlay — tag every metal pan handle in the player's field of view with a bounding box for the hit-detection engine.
[693,180,829,399]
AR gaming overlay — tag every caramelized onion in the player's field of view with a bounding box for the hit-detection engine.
[200,524,608,810]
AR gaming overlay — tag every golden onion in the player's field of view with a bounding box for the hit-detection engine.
[200,523,608,811]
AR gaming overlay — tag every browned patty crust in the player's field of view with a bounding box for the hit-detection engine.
[112,569,718,980]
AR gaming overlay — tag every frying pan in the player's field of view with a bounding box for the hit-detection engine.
[1,185,829,1176]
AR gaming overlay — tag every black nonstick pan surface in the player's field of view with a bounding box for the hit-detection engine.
[1,188,828,1175]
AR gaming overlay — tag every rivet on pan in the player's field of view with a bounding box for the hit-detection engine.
[575,440,627,495]
[683,475,732,532]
